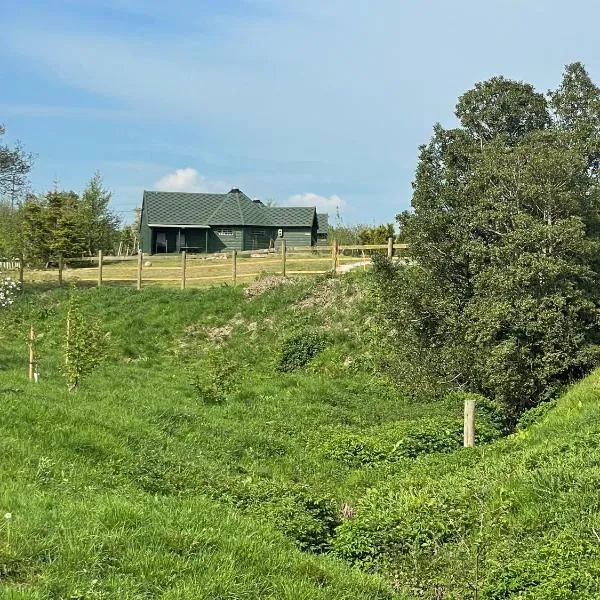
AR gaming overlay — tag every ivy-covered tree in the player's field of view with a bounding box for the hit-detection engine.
[373,63,600,418]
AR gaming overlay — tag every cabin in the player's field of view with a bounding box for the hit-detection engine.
[139,188,329,254]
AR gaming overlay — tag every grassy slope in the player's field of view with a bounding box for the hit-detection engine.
[0,276,414,599]
[1,275,599,599]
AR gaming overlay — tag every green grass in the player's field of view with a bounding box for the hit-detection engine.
[1,274,599,598]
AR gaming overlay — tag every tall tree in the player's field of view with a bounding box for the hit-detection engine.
[0,125,33,207]
[80,172,120,255]
[456,77,550,144]
[375,66,600,418]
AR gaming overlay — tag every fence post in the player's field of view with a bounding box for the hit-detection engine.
[332,239,338,273]
[281,239,287,277]
[137,251,143,290]
[97,250,103,287]
[58,255,64,286]
[387,236,394,259]
[19,253,24,289]
[181,250,187,290]
[28,326,35,382]
[464,398,475,447]
[232,250,237,284]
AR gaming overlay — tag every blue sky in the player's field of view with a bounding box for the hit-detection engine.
[2,0,600,225]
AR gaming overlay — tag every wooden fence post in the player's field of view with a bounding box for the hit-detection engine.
[281,239,287,277]
[28,326,35,382]
[464,398,475,447]
[332,239,338,273]
[19,254,24,289]
[58,255,64,286]
[232,250,237,284]
[97,250,103,287]
[387,236,394,259]
[181,251,187,290]
[137,252,143,290]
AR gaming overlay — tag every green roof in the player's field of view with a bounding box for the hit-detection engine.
[143,189,317,228]
[317,213,329,234]
[264,206,317,227]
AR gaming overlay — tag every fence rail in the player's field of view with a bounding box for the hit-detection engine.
[17,238,409,290]
[0,259,21,271]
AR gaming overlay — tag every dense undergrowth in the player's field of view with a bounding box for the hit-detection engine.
[1,274,599,598]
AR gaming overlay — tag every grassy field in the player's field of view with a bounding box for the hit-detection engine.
[1,273,599,598]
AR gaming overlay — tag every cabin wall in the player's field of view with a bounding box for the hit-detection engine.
[273,227,314,249]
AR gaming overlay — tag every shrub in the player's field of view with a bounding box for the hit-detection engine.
[0,272,19,308]
[63,290,107,390]
[277,330,330,373]
[190,350,238,404]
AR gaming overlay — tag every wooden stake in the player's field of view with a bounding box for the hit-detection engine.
[58,255,63,286]
[28,326,35,381]
[137,252,143,290]
[232,250,237,284]
[464,398,475,447]
[181,251,187,290]
[19,253,24,289]
[281,239,287,277]
[387,236,394,259]
[332,239,338,273]
[97,250,103,287]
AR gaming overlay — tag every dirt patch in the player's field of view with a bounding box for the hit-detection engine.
[205,324,234,343]
[244,275,293,298]
[295,278,339,310]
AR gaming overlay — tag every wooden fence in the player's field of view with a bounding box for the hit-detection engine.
[0,258,21,271]
[17,239,409,289]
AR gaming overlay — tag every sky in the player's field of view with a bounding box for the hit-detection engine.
[2,0,600,225]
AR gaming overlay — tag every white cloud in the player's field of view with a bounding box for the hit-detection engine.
[154,168,228,193]
[288,192,346,215]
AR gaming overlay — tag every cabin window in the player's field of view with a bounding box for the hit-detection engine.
[251,230,266,236]
[215,228,233,236]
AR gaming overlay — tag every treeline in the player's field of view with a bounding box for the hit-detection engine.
[1,173,123,264]
[0,125,138,264]
[328,223,396,245]
[372,62,600,419]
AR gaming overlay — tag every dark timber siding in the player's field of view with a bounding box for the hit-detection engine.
[244,227,276,251]
[274,227,314,249]
[207,227,245,253]
[140,206,151,253]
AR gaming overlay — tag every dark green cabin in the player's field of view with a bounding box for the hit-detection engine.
[139,188,328,254]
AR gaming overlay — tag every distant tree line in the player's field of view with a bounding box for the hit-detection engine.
[372,62,600,420]
[328,223,396,245]
[0,124,134,264]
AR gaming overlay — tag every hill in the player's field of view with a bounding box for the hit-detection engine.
[0,274,599,598]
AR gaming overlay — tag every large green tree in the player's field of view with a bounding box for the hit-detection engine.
[374,63,600,417]
[0,124,33,207]
[80,172,120,255]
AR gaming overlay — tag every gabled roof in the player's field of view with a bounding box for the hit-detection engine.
[264,206,317,228]
[143,189,317,228]
[317,213,329,234]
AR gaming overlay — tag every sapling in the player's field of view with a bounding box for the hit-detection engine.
[63,290,106,391]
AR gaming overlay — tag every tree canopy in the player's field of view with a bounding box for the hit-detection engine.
[374,62,600,418]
